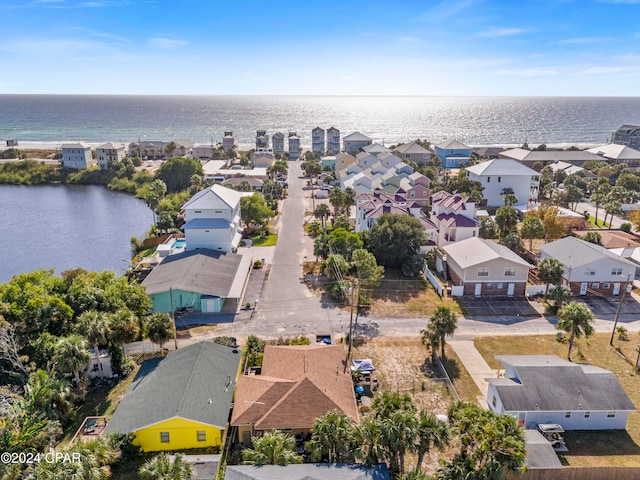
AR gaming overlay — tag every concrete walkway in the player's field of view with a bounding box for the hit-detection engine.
[448,339,500,408]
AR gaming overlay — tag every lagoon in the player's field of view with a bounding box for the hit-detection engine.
[0,184,152,283]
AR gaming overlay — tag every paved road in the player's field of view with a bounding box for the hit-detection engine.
[576,200,628,230]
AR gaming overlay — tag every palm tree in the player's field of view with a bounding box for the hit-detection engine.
[164,141,177,159]
[53,334,92,386]
[145,312,175,353]
[427,306,458,359]
[421,322,440,364]
[557,301,594,361]
[500,187,518,206]
[537,257,564,296]
[329,188,344,218]
[314,203,331,229]
[494,206,519,239]
[308,410,356,463]
[23,370,73,422]
[414,411,449,471]
[139,453,193,479]
[76,310,110,379]
[353,415,386,467]
[242,431,303,465]
[342,187,356,216]
[308,220,323,237]
[381,408,418,476]
[109,309,140,352]
[520,216,544,250]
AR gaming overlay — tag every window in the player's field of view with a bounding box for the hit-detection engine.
[504,268,516,277]
[498,176,501,183]
[410,191,415,197]
[477,268,490,277]
[584,411,591,418]
[592,282,600,289]
[487,177,491,183]
[194,210,202,213]
[492,395,497,408]
[607,411,616,418]
[160,432,170,443]
[197,431,206,442]
[612,268,623,276]
[497,283,503,289]
[486,283,493,290]
[92,364,99,372]
[603,283,611,289]
[585,268,596,276]
[565,412,571,419]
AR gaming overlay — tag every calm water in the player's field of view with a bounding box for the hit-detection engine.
[1,95,640,148]
[0,185,151,283]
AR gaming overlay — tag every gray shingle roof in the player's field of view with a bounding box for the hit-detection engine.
[489,355,635,412]
[225,464,391,480]
[540,236,637,270]
[104,342,241,435]
[142,248,243,296]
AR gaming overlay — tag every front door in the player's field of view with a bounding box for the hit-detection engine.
[613,283,621,295]
[507,283,515,297]
[474,283,482,297]
[580,283,588,295]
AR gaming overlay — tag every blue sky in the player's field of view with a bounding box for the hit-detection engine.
[1,0,639,95]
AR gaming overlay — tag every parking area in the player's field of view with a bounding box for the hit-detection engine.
[576,295,640,319]
[456,296,541,319]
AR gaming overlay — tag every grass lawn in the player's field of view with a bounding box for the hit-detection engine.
[474,332,640,467]
[587,215,609,228]
[251,234,277,246]
[368,269,462,317]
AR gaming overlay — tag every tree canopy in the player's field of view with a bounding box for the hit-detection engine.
[366,214,426,270]
[155,156,203,193]
[240,193,274,228]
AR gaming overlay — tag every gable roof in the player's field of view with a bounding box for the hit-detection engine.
[225,464,391,480]
[96,141,124,150]
[61,142,90,149]
[466,158,539,176]
[489,355,635,413]
[182,184,243,211]
[231,345,358,429]
[362,143,391,154]
[395,141,430,155]
[104,342,241,435]
[586,144,640,160]
[142,248,243,296]
[540,236,637,270]
[500,148,602,163]
[436,139,470,150]
[572,230,640,249]
[443,237,531,269]
[344,131,372,142]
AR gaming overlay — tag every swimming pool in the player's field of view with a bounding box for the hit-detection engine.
[172,239,186,249]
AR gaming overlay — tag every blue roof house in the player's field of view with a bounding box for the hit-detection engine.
[434,140,472,169]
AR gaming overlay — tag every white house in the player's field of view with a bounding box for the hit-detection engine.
[85,347,114,378]
[288,132,301,160]
[586,144,640,167]
[312,127,325,155]
[61,143,95,169]
[465,158,540,207]
[222,131,237,153]
[539,236,637,296]
[362,143,391,156]
[487,355,635,430]
[431,191,479,245]
[256,130,269,150]
[343,132,372,154]
[192,145,215,159]
[181,184,246,253]
[96,142,125,170]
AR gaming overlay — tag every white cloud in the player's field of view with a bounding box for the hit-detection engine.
[498,68,558,77]
[556,37,607,45]
[477,27,531,38]
[418,0,475,22]
[576,66,623,75]
[148,37,187,49]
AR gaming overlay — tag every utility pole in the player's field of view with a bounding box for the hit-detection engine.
[610,272,632,347]
[169,287,178,350]
[346,280,359,371]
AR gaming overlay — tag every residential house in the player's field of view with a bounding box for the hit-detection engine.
[378,152,402,169]
[256,130,269,150]
[586,144,640,167]
[355,191,437,243]
[362,143,391,155]
[192,144,215,160]
[611,124,640,150]
[84,347,113,378]
[320,155,336,170]
[312,127,325,155]
[288,132,301,160]
[225,464,391,480]
[433,140,471,168]
[431,191,479,245]
[335,152,357,171]
[230,345,359,444]
[539,236,637,296]
[572,229,640,250]
[326,126,340,154]
[141,248,249,313]
[355,152,378,169]
[181,184,245,253]
[222,177,264,191]
[272,132,285,155]
[394,141,432,164]
[499,148,603,167]
[95,142,125,170]
[222,130,237,153]
[343,132,372,154]
[441,237,532,297]
[465,158,540,207]
[545,161,596,179]
[61,143,95,169]
[128,140,166,159]
[104,342,241,452]
[172,139,194,157]
[487,355,635,430]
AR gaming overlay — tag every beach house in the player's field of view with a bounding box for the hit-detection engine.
[222,131,237,153]
[611,124,640,150]
[327,126,340,154]
[465,158,540,207]
[288,131,301,160]
[312,127,325,155]
[433,140,471,168]
[343,132,372,154]
[271,132,285,155]
[61,143,96,169]
[95,142,125,170]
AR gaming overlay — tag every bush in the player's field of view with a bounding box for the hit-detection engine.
[213,336,238,347]
[617,326,629,341]
[620,222,632,233]
[253,260,263,269]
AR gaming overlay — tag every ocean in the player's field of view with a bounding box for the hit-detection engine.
[1,95,639,150]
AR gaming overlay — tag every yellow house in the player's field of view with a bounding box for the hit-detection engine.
[104,341,241,452]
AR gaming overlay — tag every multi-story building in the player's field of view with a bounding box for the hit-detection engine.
[61,143,96,169]
[96,142,125,170]
[256,130,269,150]
[611,124,640,150]
[343,132,372,154]
[271,132,285,155]
[326,126,340,155]
[312,127,325,155]
[465,158,540,207]
[430,191,479,245]
[433,140,472,168]
[288,132,301,160]
[222,131,237,153]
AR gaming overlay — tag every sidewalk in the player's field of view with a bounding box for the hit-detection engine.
[448,339,500,408]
